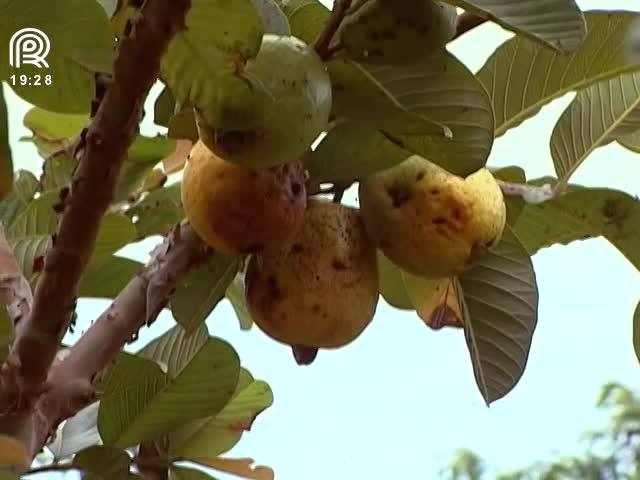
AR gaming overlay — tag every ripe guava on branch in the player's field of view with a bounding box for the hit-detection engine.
[198,34,332,168]
[337,0,458,65]
[181,140,307,256]
[245,199,379,349]
[358,156,506,278]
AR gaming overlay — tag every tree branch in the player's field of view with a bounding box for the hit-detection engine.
[498,181,555,204]
[452,11,488,41]
[0,225,32,325]
[0,0,191,413]
[28,223,210,457]
[313,0,353,60]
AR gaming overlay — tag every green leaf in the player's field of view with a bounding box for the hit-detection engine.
[79,255,143,299]
[99,340,239,448]
[41,152,75,191]
[252,0,291,35]
[376,252,412,310]
[513,186,640,271]
[446,0,585,53]
[23,107,87,140]
[633,301,640,368]
[551,71,640,184]
[91,213,137,260]
[160,0,264,129]
[0,170,38,226]
[225,274,254,331]
[0,85,12,200]
[329,60,448,137]
[168,109,199,142]
[0,308,14,364]
[139,325,209,377]
[128,183,183,240]
[7,190,59,238]
[154,86,176,128]
[307,122,412,185]
[478,11,640,137]
[73,445,131,480]
[116,136,176,202]
[171,254,240,333]
[277,0,326,44]
[0,0,114,112]
[617,129,640,153]
[170,368,273,458]
[459,227,539,404]
[170,467,218,480]
[367,51,494,176]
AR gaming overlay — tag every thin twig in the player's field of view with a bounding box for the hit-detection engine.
[452,11,489,41]
[313,0,353,60]
[498,181,555,204]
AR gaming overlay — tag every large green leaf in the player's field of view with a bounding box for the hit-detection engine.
[225,274,254,331]
[306,122,412,185]
[160,0,265,129]
[41,152,75,191]
[377,252,412,310]
[618,129,640,153]
[459,227,539,405]
[634,300,640,367]
[277,0,327,44]
[128,183,183,240]
[446,0,585,53]
[73,446,131,480]
[0,86,12,200]
[551,72,640,184]
[79,255,143,299]
[513,186,640,271]
[0,170,38,226]
[23,107,87,140]
[98,337,240,448]
[477,11,640,137]
[171,254,240,333]
[140,325,209,377]
[0,0,114,112]
[367,51,494,176]
[170,368,273,458]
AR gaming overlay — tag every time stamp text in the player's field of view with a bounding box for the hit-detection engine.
[8,27,54,86]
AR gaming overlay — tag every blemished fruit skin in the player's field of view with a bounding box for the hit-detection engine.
[358,156,506,278]
[181,140,307,256]
[337,0,458,65]
[245,199,379,349]
[200,34,332,168]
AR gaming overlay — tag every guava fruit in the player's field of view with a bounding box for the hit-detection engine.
[181,140,306,256]
[198,34,332,168]
[337,0,458,65]
[358,156,506,278]
[245,199,379,349]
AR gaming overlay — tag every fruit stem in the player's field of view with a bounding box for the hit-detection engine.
[313,0,353,61]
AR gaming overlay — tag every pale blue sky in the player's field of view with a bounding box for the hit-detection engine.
[6,1,640,478]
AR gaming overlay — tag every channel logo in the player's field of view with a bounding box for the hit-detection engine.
[9,27,50,69]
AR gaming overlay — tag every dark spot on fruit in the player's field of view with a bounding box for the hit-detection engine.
[312,303,322,313]
[380,28,395,39]
[291,182,302,196]
[452,208,463,221]
[430,188,440,195]
[371,48,384,57]
[368,31,381,42]
[380,239,392,249]
[315,275,320,281]
[245,242,264,254]
[485,236,497,247]
[291,243,303,254]
[416,171,425,181]
[432,217,447,225]
[267,275,281,302]
[332,259,348,270]
[387,185,411,208]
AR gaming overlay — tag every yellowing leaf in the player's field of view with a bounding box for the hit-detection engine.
[402,271,463,330]
[192,457,274,480]
[0,435,29,473]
